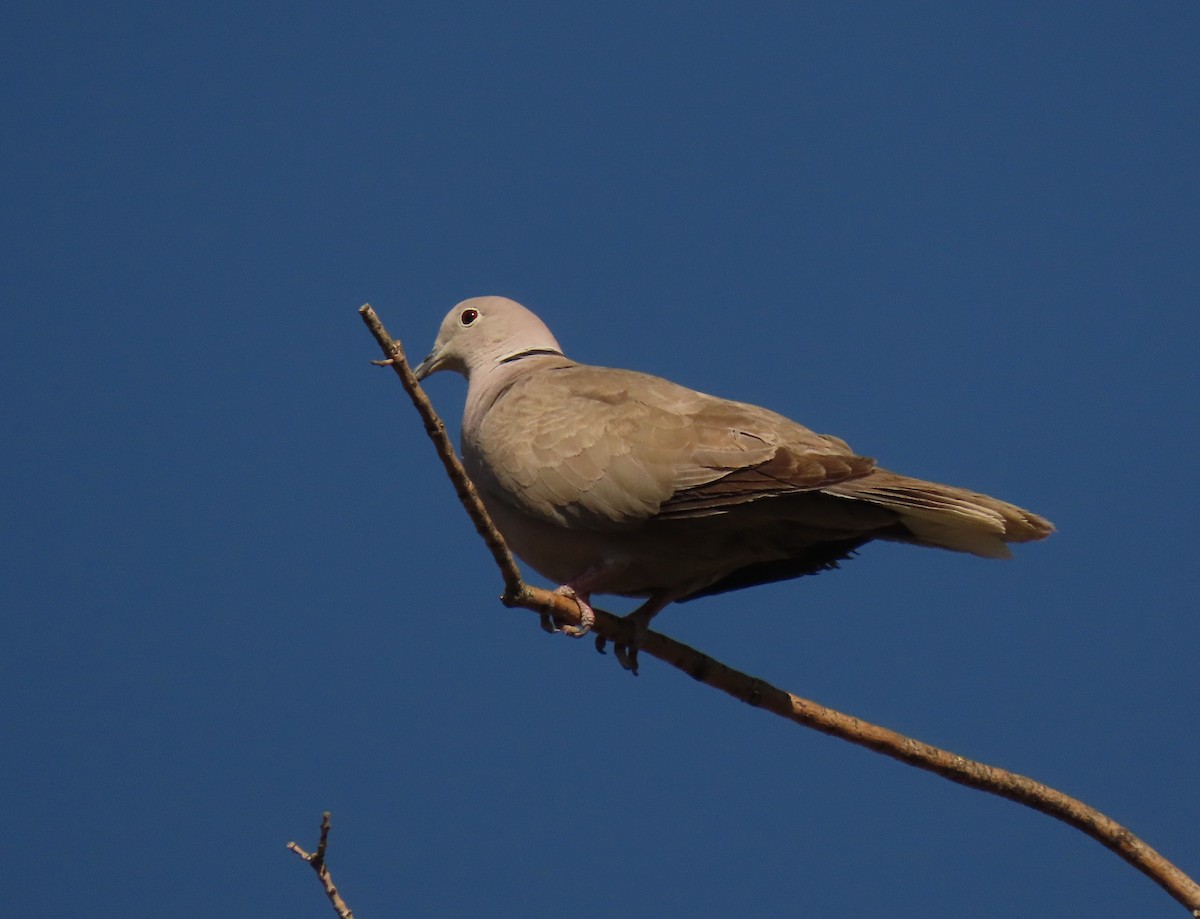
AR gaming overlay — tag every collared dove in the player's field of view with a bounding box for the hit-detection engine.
[414,296,1052,665]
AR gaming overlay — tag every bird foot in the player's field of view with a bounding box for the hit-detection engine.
[613,641,640,674]
[592,609,652,675]
[551,585,595,638]
[613,612,650,674]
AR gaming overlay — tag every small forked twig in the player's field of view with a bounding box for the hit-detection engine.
[287,812,355,919]
[358,302,1200,916]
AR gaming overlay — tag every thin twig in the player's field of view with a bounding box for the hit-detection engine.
[359,306,524,599]
[287,812,356,919]
[360,303,1200,916]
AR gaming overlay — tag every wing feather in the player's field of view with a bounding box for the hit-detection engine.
[473,364,869,530]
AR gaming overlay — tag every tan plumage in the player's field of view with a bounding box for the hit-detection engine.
[415,296,1053,624]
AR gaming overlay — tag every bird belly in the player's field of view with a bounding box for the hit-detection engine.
[482,491,868,603]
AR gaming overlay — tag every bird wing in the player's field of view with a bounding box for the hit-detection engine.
[471,363,876,530]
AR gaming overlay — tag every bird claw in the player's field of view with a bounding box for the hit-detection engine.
[552,585,594,638]
[593,634,638,674]
[592,612,650,674]
[614,642,640,675]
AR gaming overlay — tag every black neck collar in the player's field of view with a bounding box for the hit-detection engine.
[498,348,564,364]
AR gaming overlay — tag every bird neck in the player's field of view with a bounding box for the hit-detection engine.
[462,352,573,436]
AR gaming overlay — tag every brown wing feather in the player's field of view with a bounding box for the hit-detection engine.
[658,448,877,518]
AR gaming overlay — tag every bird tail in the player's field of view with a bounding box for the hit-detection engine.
[824,470,1054,559]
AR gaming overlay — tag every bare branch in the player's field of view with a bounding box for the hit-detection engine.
[359,304,524,601]
[360,303,1200,915]
[287,811,356,919]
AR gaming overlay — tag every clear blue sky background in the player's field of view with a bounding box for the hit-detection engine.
[4,3,1198,917]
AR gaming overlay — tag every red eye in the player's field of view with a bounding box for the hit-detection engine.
[460,309,479,326]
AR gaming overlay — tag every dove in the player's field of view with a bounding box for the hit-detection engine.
[413,296,1053,666]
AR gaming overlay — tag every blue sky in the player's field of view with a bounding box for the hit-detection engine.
[3,3,1198,917]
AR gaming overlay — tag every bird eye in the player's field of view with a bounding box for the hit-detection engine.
[460,309,479,326]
